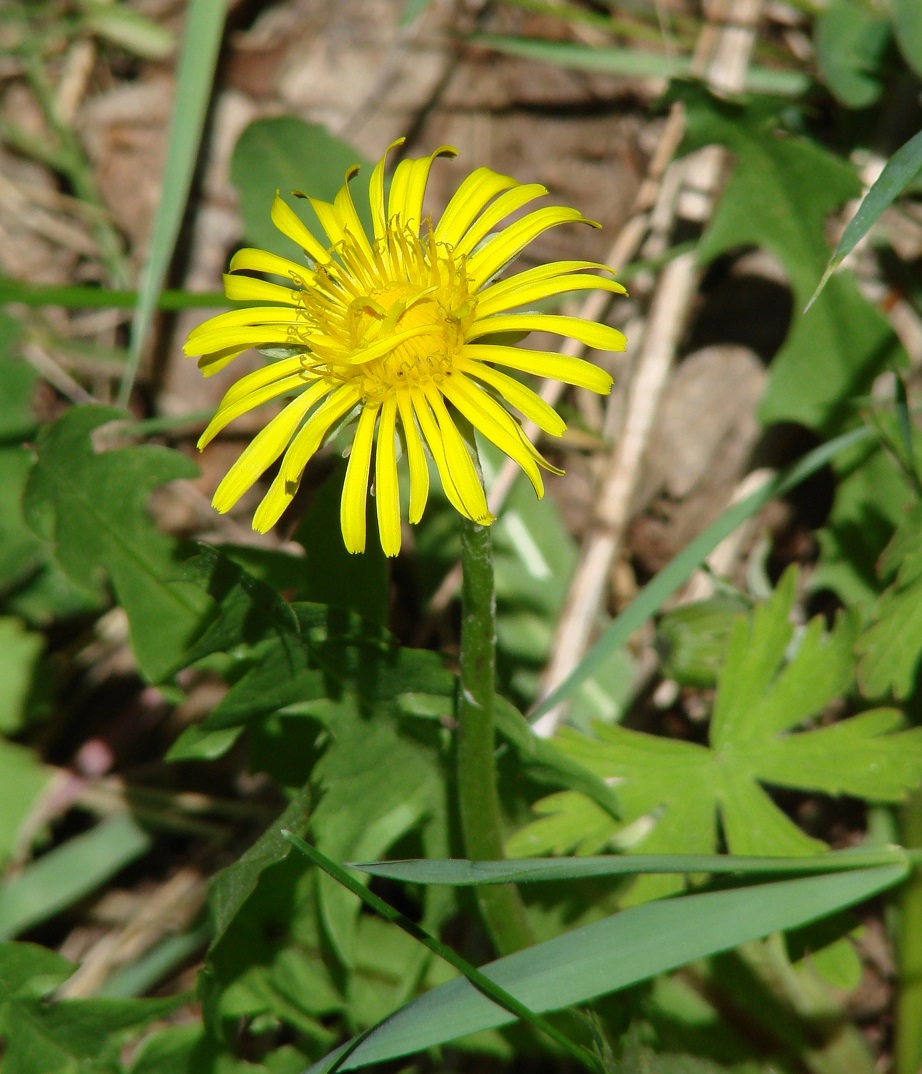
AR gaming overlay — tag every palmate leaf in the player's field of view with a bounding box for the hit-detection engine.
[856,502,922,698]
[675,83,905,433]
[510,568,922,904]
[23,406,211,682]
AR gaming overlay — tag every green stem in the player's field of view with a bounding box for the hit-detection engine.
[896,790,922,1074]
[456,491,534,956]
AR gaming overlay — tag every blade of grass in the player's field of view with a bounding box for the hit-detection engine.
[305,863,907,1072]
[807,128,922,310]
[283,831,603,1074]
[530,424,875,721]
[351,847,916,886]
[0,814,153,940]
[467,34,809,95]
[0,277,225,311]
[117,0,228,407]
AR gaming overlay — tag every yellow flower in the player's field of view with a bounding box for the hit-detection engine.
[184,139,626,556]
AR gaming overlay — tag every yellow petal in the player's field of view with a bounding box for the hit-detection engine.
[184,324,306,357]
[452,183,547,258]
[184,305,307,353]
[466,206,592,288]
[440,372,545,498]
[271,192,331,266]
[250,384,362,533]
[464,343,614,394]
[388,146,457,229]
[198,371,317,449]
[396,391,429,524]
[478,259,616,306]
[422,384,493,524]
[369,138,406,243]
[229,247,315,285]
[211,384,328,513]
[214,356,308,411]
[341,403,379,554]
[475,271,627,319]
[223,274,302,306]
[375,395,401,557]
[280,383,363,484]
[468,312,626,355]
[197,346,251,377]
[434,167,519,247]
[409,389,467,519]
[453,355,566,436]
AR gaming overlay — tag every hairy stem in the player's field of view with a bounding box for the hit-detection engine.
[456,495,534,956]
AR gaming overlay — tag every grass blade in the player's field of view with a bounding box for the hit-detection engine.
[284,831,603,1074]
[351,847,915,886]
[117,0,228,406]
[0,814,153,940]
[306,864,906,1071]
[808,128,922,309]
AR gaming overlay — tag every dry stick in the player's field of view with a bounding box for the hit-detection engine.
[532,0,765,737]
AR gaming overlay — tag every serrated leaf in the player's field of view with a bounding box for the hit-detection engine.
[677,84,905,432]
[514,567,922,904]
[23,406,211,681]
[856,502,922,697]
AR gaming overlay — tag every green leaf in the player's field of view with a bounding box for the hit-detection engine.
[0,741,54,872]
[0,618,44,734]
[892,0,922,77]
[209,788,312,949]
[0,941,74,999]
[230,118,372,259]
[812,438,912,612]
[515,567,922,904]
[128,1022,270,1074]
[307,865,906,1072]
[676,84,905,432]
[0,988,183,1074]
[855,502,922,698]
[814,0,889,108]
[80,0,176,59]
[23,406,212,682]
[810,128,922,306]
[0,814,153,940]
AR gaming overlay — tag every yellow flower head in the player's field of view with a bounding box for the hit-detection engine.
[184,139,626,556]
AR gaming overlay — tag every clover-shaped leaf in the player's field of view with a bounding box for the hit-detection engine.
[510,568,922,904]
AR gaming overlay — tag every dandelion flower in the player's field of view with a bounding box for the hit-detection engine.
[184,139,626,556]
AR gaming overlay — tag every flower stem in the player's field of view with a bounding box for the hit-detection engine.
[457,508,534,955]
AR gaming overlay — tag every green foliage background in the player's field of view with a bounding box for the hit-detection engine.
[2,2,922,1073]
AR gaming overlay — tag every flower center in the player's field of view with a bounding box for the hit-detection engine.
[296,225,477,404]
